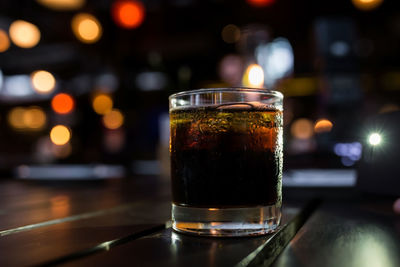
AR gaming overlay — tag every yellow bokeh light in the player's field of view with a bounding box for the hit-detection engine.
[50,125,71,145]
[92,94,113,115]
[0,29,10,53]
[71,13,102,44]
[221,24,240,44]
[291,118,314,139]
[242,64,264,87]
[36,0,85,11]
[23,107,46,129]
[102,109,124,130]
[9,20,41,48]
[8,107,26,129]
[352,0,383,11]
[31,70,56,94]
[314,119,333,133]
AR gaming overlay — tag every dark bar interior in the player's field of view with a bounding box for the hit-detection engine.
[0,0,399,266]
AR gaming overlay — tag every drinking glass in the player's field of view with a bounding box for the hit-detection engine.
[169,88,283,236]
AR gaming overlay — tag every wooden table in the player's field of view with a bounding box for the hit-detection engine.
[0,175,399,266]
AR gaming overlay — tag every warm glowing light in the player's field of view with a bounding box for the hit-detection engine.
[50,195,70,217]
[31,70,56,94]
[352,0,383,11]
[8,107,26,129]
[379,104,399,114]
[50,125,71,145]
[368,133,382,146]
[8,107,47,130]
[71,13,102,43]
[92,94,113,115]
[221,24,240,44]
[9,20,41,48]
[243,64,264,87]
[102,109,124,129]
[23,107,46,129]
[112,0,145,29]
[247,0,275,7]
[52,142,72,158]
[0,30,10,53]
[291,118,314,139]
[314,119,333,133]
[51,93,74,114]
[36,0,85,11]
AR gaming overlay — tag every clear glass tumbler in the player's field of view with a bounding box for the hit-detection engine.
[169,88,283,236]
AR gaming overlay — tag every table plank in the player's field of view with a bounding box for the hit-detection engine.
[0,177,170,231]
[0,200,171,267]
[0,177,171,267]
[272,200,400,267]
[58,205,304,267]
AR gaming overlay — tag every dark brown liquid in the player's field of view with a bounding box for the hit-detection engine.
[170,105,283,207]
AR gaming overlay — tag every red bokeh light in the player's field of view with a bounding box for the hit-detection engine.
[246,0,275,7]
[51,93,75,114]
[112,0,145,29]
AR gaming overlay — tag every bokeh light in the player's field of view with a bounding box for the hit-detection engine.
[23,107,46,129]
[8,107,26,129]
[71,13,102,43]
[102,109,124,130]
[379,103,400,114]
[0,29,10,53]
[52,142,72,158]
[36,0,85,11]
[247,0,275,7]
[291,118,314,139]
[51,93,75,114]
[352,0,383,11]
[221,24,241,44]
[50,125,71,145]
[368,132,382,146]
[219,54,244,86]
[9,20,41,48]
[314,119,333,133]
[31,70,56,94]
[243,64,264,87]
[8,107,46,130]
[112,0,145,29]
[92,93,113,115]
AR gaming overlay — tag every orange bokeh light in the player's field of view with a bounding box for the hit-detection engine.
[51,93,74,114]
[246,0,275,7]
[314,119,333,134]
[112,0,145,29]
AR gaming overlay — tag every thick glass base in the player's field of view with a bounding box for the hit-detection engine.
[172,203,281,237]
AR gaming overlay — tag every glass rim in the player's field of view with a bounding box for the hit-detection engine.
[169,87,283,100]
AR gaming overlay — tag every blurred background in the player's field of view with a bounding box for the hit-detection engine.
[0,0,399,181]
